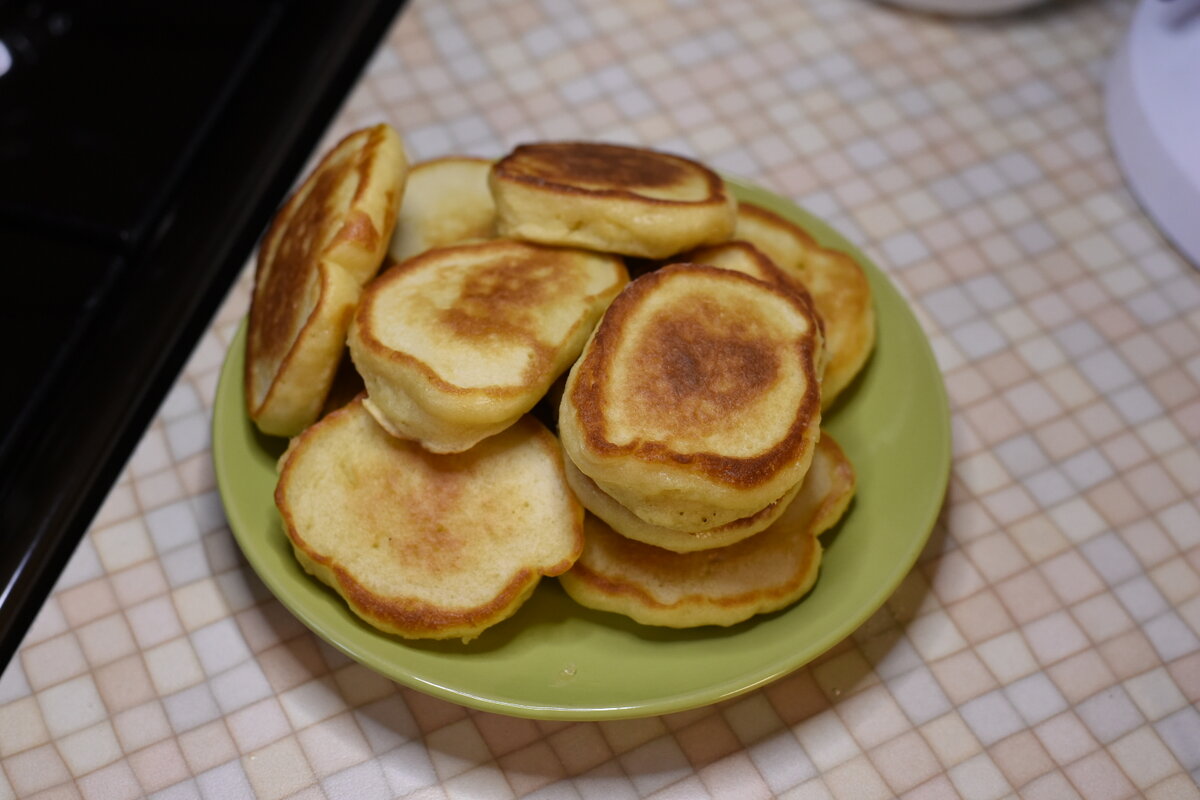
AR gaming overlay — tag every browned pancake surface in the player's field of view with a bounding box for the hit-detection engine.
[250,125,398,373]
[245,124,406,436]
[735,202,875,407]
[569,265,821,490]
[497,142,713,199]
[277,400,584,641]
[680,241,825,341]
[350,239,628,452]
[490,142,736,258]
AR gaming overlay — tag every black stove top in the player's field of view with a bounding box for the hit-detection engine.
[0,0,407,668]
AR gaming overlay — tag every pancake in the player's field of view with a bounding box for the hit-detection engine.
[562,451,804,552]
[558,264,823,531]
[559,433,855,628]
[388,156,496,262]
[349,239,628,453]
[276,400,584,642]
[682,240,802,290]
[490,142,736,258]
[735,202,875,408]
[680,240,827,373]
[245,124,408,436]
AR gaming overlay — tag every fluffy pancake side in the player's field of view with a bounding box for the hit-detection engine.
[388,156,496,262]
[349,239,628,453]
[735,202,875,408]
[559,264,823,530]
[245,124,408,436]
[559,433,855,628]
[276,400,584,642]
[490,142,736,258]
[562,451,803,551]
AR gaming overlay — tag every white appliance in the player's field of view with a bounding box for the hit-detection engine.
[1106,0,1200,268]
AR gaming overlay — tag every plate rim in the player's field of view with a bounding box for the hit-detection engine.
[212,176,951,720]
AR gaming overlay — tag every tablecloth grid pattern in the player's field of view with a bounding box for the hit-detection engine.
[2,0,1199,798]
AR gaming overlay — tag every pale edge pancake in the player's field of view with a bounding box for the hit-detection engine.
[558,434,856,629]
[388,156,497,262]
[276,400,584,643]
[562,449,804,552]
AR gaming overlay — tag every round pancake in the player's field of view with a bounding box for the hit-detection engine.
[735,202,875,408]
[680,240,827,377]
[388,156,496,262]
[349,239,628,453]
[245,124,408,436]
[559,264,823,531]
[490,142,736,258]
[562,450,804,552]
[276,400,584,643]
[559,433,855,628]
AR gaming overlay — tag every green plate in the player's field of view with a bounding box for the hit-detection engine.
[212,178,951,720]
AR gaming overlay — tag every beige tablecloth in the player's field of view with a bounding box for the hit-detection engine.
[3,0,1199,798]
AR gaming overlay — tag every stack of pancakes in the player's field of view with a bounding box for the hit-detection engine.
[554,262,858,628]
[246,129,874,640]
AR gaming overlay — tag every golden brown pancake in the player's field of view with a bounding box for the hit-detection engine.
[388,156,496,262]
[682,240,805,294]
[735,202,875,408]
[349,239,628,453]
[559,264,823,531]
[245,124,408,436]
[276,400,584,642]
[490,142,736,258]
[680,240,826,368]
[559,433,855,628]
[562,452,804,552]
[627,241,828,382]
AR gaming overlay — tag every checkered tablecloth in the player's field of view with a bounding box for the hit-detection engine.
[3,0,1199,798]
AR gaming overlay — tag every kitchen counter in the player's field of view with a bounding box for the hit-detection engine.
[2,0,1198,797]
